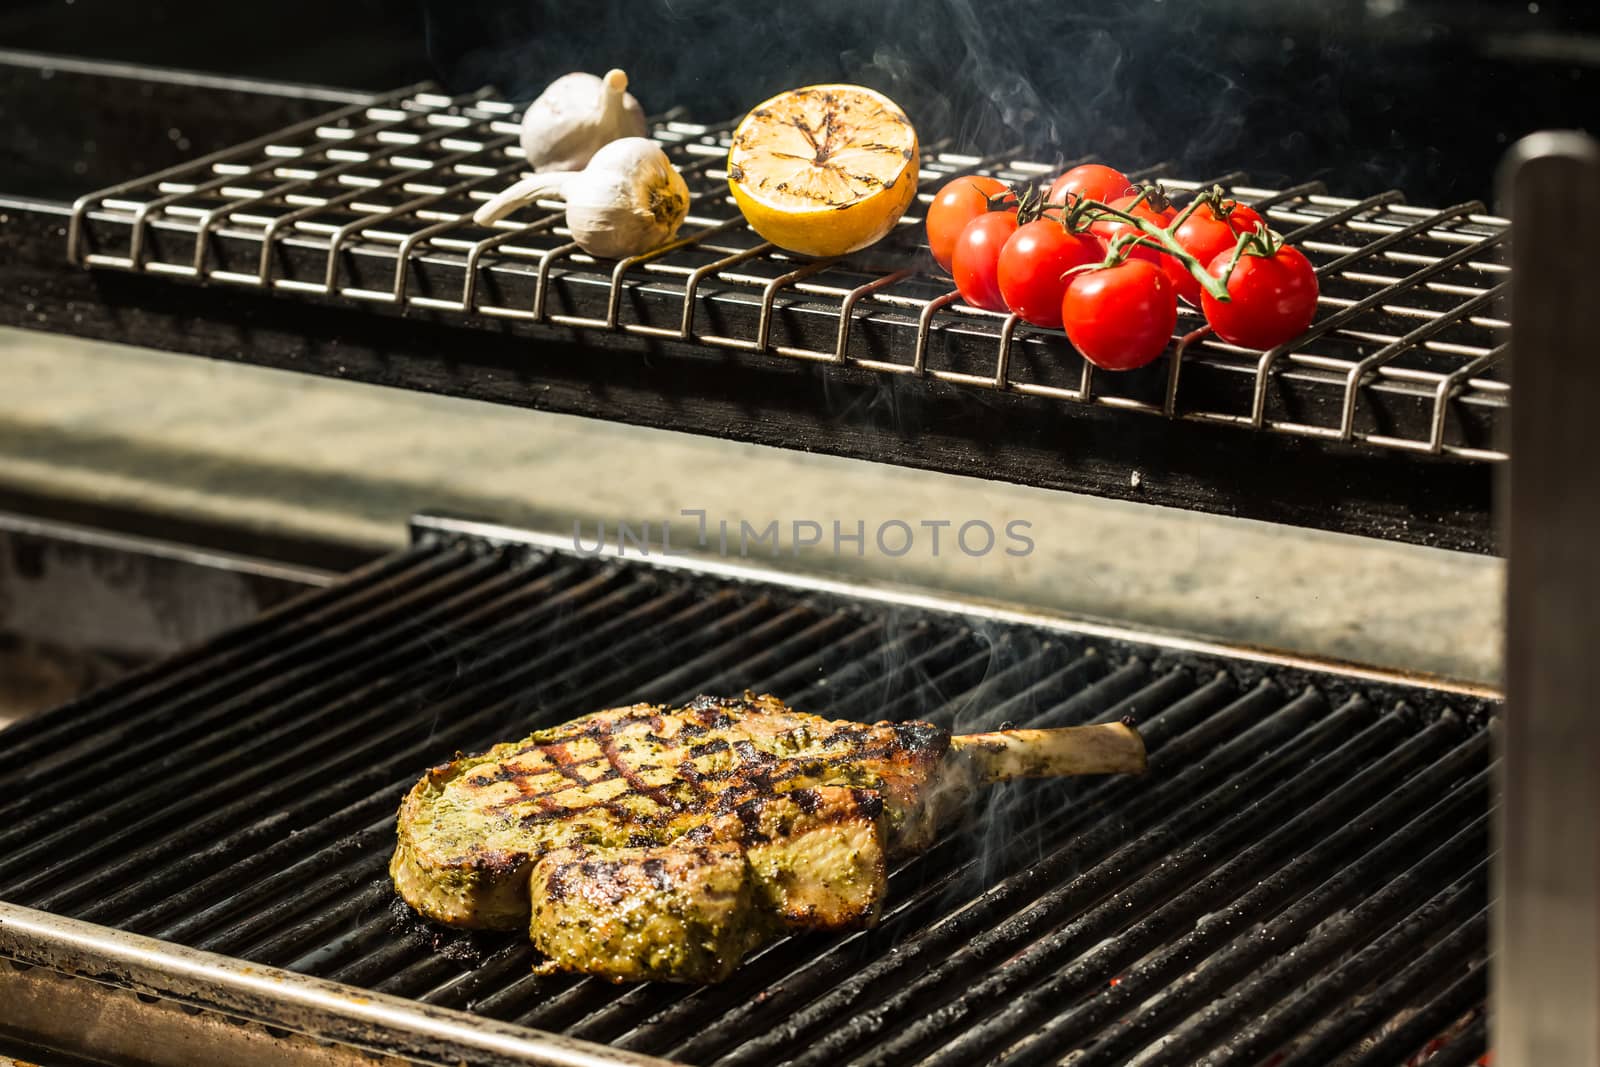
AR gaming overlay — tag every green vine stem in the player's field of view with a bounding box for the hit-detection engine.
[1039,184,1285,303]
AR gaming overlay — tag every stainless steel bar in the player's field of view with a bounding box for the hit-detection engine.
[455,219,561,312]
[1335,285,1507,440]
[0,902,672,1067]
[1495,130,1600,1067]
[254,123,464,290]
[322,137,520,298]
[595,219,743,331]
[65,84,427,266]
[1250,223,1505,428]
[676,242,769,338]
[913,289,964,375]
[533,241,584,321]
[1424,343,1508,454]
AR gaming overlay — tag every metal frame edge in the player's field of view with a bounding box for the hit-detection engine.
[408,512,1503,702]
[0,901,679,1067]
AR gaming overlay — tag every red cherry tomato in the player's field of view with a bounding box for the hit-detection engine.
[1200,244,1320,350]
[952,211,1020,312]
[927,176,1011,272]
[1048,163,1132,207]
[1061,258,1178,371]
[1172,206,1240,306]
[1088,193,1200,305]
[1223,201,1265,234]
[996,220,1104,328]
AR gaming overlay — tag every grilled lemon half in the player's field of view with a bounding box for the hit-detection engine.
[727,84,919,258]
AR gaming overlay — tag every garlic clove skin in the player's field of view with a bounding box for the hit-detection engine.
[473,138,689,259]
[472,170,577,227]
[520,68,648,173]
[560,137,690,259]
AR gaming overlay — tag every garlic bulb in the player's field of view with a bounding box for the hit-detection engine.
[473,138,690,259]
[520,68,647,172]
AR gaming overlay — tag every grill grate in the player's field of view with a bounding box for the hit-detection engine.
[0,519,1494,1066]
[68,87,1508,461]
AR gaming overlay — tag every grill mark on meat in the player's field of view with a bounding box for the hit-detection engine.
[544,741,594,787]
[574,859,632,906]
[486,765,622,813]
[641,857,673,891]
[459,846,526,876]
[492,739,919,816]
[545,861,575,901]
[735,799,769,842]
[853,788,884,820]
[601,718,682,813]
[424,693,951,887]
[675,750,719,812]
[517,798,675,830]
[510,707,660,757]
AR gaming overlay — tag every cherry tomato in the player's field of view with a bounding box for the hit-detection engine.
[1088,193,1200,305]
[1048,164,1132,207]
[952,211,1020,312]
[1222,201,1265,234]
[1200,244,1319,350]
[927,176,1011,272]
[1061,258,1178,371]
[1172,206,1240,306]
[996,220,1104,328]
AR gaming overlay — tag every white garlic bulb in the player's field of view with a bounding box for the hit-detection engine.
[473,137,689,259]
[520,68,647,172]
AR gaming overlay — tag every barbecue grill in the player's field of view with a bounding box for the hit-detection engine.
[0,37,1591,1067]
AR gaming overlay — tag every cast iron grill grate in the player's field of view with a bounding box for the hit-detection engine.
[67,87,1508,461]
[0,519,1494,1066]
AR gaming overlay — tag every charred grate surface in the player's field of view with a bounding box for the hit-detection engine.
[0,528,1494,1066]
[69,87,1507,462]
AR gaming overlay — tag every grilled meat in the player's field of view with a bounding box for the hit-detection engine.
[392,692,1144,982]
[391,694,944,932]
[529,785,887,982]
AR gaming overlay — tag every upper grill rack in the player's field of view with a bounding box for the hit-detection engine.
[68,86,1509,460]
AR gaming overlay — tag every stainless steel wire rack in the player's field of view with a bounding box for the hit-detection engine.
[67,86,1510,461]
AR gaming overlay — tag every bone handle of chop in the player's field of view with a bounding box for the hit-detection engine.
[950,723,1147,783]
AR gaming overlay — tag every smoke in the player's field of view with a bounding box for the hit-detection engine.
[418,0,1600,203]
[419,0,1300,183]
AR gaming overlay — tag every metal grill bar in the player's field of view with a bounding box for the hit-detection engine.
[779,700,1458,1067]
[0,529,1494,1067]
[82,573,732,935]
[0,542,448,777]
[149,584,784,952]
[1199,877,1486,1067]
[67,89,1509,462]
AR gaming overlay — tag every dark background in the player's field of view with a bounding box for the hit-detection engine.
[2,0,1596,205]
